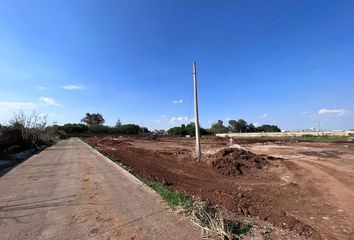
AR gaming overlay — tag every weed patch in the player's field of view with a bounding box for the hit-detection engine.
[296,134,347,142]
[145,180,194,211]
[143,180,253,239]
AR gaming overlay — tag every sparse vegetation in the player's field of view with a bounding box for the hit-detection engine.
[145,180,194,210]
[0,111,62,155]
[144,179,253,239]
[296,134,348,142]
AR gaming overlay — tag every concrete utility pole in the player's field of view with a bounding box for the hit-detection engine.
[193,62,202,160]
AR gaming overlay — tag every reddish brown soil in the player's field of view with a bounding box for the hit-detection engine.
[208,148,270,176]
[83,135,354,240]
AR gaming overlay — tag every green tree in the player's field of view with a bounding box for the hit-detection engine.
[81,113,105,126]
[228,119,248,132]
[210,120,228,134]
[227,119,281,133]
[237,119,248,132]
[167,126,188,136]
[115,119,122,127]
[167,122,209,136]
[256,124,281,132]
[228,120,237,132]
[247,123,257,132]
[185,122,209,136]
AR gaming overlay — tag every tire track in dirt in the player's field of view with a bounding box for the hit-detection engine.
[298,158,354,190]
[244,142,354,239]
[290,159,354,239]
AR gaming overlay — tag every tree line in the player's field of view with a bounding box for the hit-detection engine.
[69,113,280,135]
[167,119,281,136]
[209,119,281,134]
[167,122,209,136]
[59,113,141,135]
[1,112,282,152]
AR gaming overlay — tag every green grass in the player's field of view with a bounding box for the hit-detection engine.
[295,134,348,142]
[144,180,194,211]
[108,154,119,162]
[144,180,254,239]
[227,220,254,236]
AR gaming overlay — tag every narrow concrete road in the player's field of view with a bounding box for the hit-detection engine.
[0,138,202,240]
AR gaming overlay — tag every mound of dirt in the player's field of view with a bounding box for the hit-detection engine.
[209,148,270,176]
[97,137,133,146]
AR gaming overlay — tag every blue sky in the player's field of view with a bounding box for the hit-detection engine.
[0,0,353,130]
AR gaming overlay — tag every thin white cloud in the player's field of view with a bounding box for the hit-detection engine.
[253,122,259,127]
[0,101,36,109]
[35,86,47,90]
[62,84,85,90]
[170,116,189,125]
[318,108,346,117]
[172,99,183,104]
[260,113,268,119]
[39,97,62,107]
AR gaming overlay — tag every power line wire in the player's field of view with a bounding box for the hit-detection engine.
[233,0,310,49]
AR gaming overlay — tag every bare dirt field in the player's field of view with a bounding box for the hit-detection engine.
[83,135,354,240]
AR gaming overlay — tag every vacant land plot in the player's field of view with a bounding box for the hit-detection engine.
[84,135,354,240]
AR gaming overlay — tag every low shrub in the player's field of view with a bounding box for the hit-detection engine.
[59,123,88,133]
[0,111,62,153]
[59,123,142,135]
[167,122,210,136]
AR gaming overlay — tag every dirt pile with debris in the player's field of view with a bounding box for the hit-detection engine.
[208,148,270,176]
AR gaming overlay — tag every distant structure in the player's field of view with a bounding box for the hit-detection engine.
[217,130,354,138]
[154,130,166,135]
[139,127,149,134]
